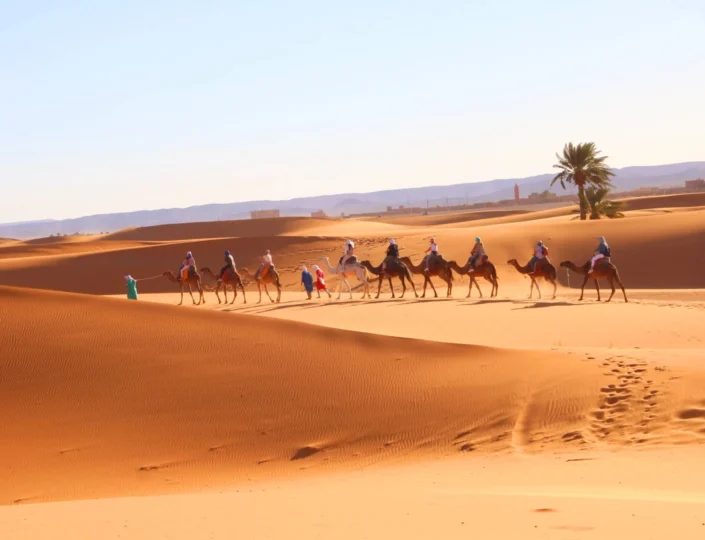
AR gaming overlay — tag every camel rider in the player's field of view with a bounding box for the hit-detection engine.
[220,250,236,280]
[588,236,611,275]
[528,240,547,275]
[257,249,273,279]
[340,239,355,268]
[424,237,439,273]
[382,238,399,274]
[179,251,196,280]
[468,237,486,272]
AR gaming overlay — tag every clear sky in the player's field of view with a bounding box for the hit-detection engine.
[2,0,704,222]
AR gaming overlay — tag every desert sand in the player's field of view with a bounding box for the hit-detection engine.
[1,197,705,539]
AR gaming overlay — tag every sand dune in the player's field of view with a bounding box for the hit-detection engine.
[620,192,705,211]
[1,285,610,505]
[106,216,403,242]
[2,206,705,295]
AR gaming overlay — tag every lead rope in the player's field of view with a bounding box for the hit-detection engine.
[133,274,163,282]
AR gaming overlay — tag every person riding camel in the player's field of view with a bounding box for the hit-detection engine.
[219,250,236,280]
[528,240,548,275]
[256,249,273,280]
[423,237,439,273]
[382,239,399,275]
[468,237,486,273]
[340,239,355,269]
[179,251,196,281]
[588,236,611,275]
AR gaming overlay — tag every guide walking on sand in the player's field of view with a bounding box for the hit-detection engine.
[125,275,138,300]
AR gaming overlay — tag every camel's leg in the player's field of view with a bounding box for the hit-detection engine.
[594,279,601,302]
[240,281,247,304]
[221,283,226,304]
[578,275,589,301]
[276,283,281,303]
[399,276,406,298]
[617,275,628,303]
[336,274,344,300]
[532,277,542,300]
[473,277,483,298]
[375,276,383,299]
[263,283,274,303]
[408,271,419,298]
[179,284,184,306]
[466,276,473,298]
[188,284,197,305]
[345,276,353,300]
[528,278,535,299]
[390,277,397,298]
[492,277,498,297]
[257,282,263,304]
[198,283,205,305]
[421,276,427,298]
[426,276,438,298]
[549,278,556,300]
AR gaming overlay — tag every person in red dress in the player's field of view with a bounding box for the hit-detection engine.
[311,264,332,298]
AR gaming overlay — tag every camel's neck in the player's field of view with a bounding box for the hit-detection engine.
[164,272,179,283]
[512,261,529,273]
[448,261,468,273]
[362,262,381,275]
[321,258,335,272]
[400,258,422,273]
[566,262,586,274]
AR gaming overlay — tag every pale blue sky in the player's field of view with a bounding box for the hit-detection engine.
[2,0,704,222]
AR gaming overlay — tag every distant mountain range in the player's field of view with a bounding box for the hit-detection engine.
[2,161,704,240]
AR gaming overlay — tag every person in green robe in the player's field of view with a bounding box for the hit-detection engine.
[125,275,138,300]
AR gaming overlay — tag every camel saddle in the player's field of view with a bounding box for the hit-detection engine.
[468,254,489,268]
[339,255,359,266]
[179,267,198,281]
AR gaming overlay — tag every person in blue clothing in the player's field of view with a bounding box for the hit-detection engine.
[124,275,138,300]
[301,266,314,299]
[588,236,611,275]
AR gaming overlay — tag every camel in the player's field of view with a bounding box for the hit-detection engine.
[559,259,628,303]
[201,267,247,305]
[507,258,557,300]
[399,256,453,298]
[162,270,205,305]
[318,256,371,300]
[240,267,282,304]
[360,259,418,299]
[447,258,499,298]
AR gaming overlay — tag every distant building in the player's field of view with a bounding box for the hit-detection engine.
[250,209,280,219]
[514,183,520,201]
[685,179,705,190]
[311,210,327,218]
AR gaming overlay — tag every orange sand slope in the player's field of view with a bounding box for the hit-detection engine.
[4,285,705,508]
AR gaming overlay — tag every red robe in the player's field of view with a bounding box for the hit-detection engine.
[315,269,327,290]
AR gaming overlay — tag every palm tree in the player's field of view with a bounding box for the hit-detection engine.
[585,186,624,219]
[551,142,615,220]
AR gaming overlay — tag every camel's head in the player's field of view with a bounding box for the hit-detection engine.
[506,259,517,265]
[559,261,570,268]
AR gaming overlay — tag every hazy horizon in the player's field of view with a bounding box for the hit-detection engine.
[2,0,704,222]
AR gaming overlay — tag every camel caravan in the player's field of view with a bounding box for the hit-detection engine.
[161,236,627,306]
